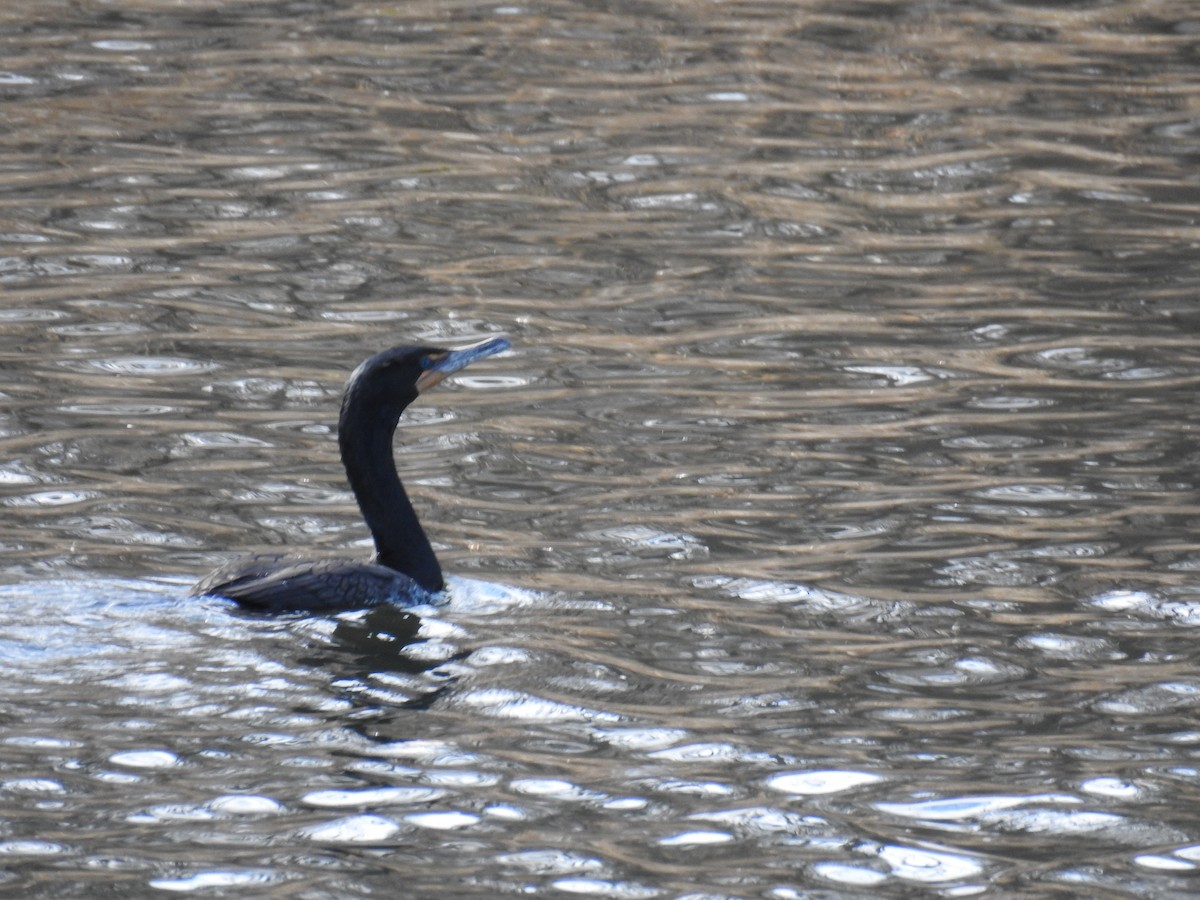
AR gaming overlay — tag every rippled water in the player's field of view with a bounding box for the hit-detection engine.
[3,0,1200,896]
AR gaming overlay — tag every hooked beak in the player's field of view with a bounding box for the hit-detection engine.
[415,336,511,393]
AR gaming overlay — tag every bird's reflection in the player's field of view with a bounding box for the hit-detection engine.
[328,605,426,673]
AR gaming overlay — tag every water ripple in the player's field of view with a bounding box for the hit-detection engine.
[768,770,885,795]
[1,1,1199,896]
[56,357,218,377]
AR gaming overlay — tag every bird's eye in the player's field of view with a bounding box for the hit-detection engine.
[419,355,433,370]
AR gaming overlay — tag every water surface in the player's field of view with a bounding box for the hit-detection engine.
[2,0,1200,896]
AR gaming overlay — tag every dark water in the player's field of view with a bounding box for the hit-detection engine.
[2,0,1200,896]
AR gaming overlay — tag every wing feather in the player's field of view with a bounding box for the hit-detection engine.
[191,556,425,612]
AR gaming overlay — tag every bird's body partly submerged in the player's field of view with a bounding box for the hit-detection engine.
[190,554,432,613]
[190,337,510,613]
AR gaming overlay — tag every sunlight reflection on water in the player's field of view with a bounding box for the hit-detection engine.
[1,0,1200,895]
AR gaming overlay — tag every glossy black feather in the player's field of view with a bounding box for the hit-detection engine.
[192,555,429,613]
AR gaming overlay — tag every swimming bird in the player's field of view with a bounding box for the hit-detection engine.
[191,336,510,612]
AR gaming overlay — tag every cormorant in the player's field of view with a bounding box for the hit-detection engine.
[191,337,510,612]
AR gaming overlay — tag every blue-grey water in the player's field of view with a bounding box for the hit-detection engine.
[2,0,1200,896]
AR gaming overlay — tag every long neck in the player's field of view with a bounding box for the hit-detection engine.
[338,392,444,593]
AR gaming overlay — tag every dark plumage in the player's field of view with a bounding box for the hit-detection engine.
[191,337,510,612]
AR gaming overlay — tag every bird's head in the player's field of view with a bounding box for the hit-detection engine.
[344,336,511,416]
